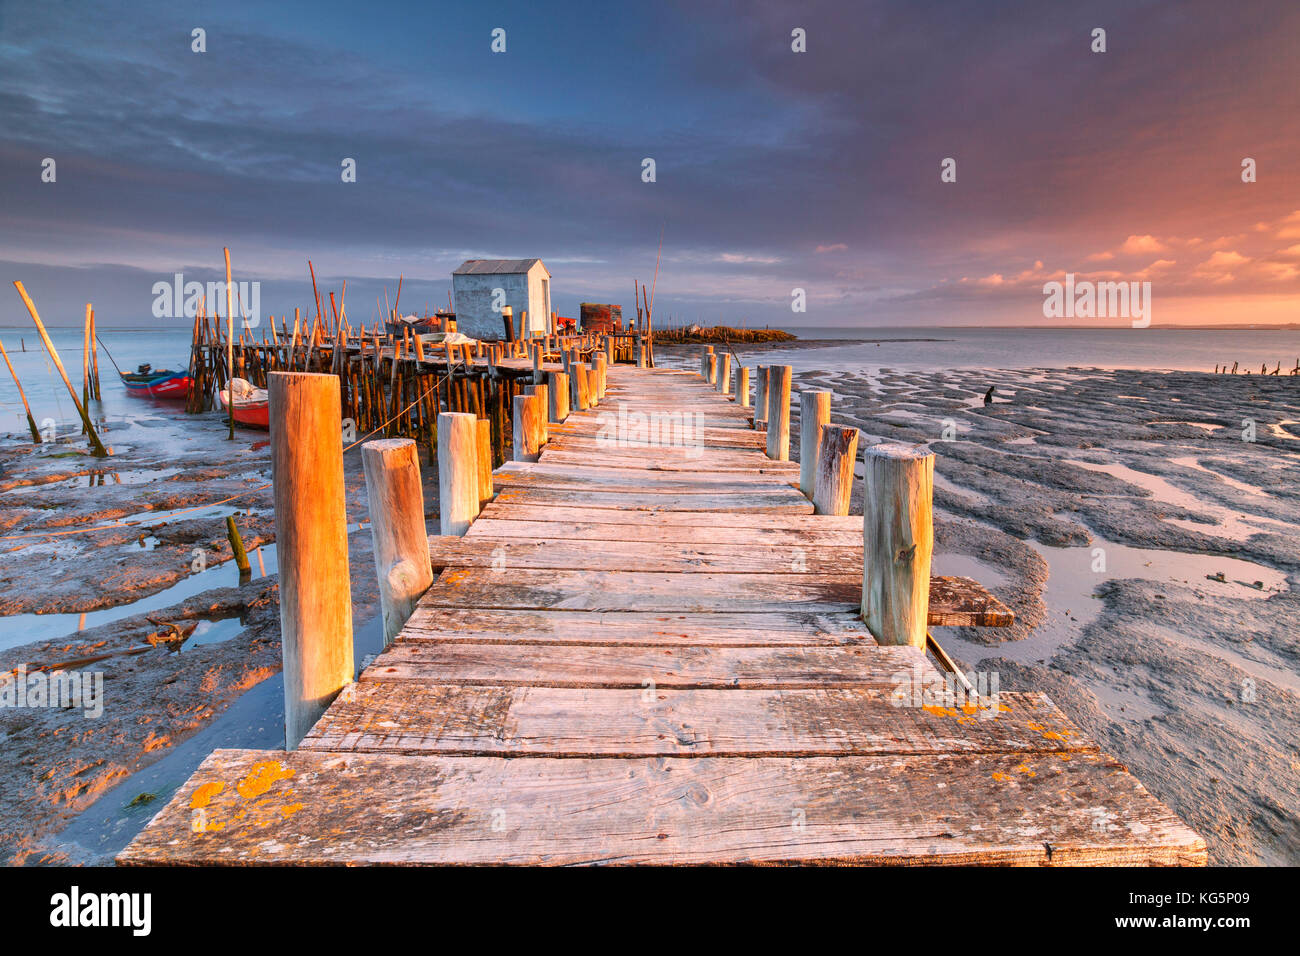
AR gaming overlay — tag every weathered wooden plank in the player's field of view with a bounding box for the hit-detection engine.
[420,567,1012,626]
[498,460,797,487]
[429,536,866,574]
[117,749,1206,865]
[301,685,1094,757]
[929,576,1015,627]
[364,642,939,688]
[463,518,862,546]
[423,567,858,612]
[547,421,767,449]
[492,470,797,495]
[490,486,814,513]
[536,449,796,474]
[401,607,878,646]
[473,503,861,530]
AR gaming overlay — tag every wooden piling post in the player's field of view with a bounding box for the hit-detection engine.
[766,365,792,460]
[548,370,570,423]
[737,366,750,408]
[12,282,108,456]
[861,442,934,648]
[716,353,731,396]
[573,363,592,411]
[362,438,435,646]
[475,418,494,506]
[513,392,545,462]
[0,338,41,443]
[813,424,859,516]
[268,372,354,749]
[225,515,251,580]
[799,390,832,497]
[593,353,607,402]
[438,411,479,535]
[754,365,768,427]
[531,383,549,442]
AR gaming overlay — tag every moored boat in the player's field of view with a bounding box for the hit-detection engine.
[218,377,270,429]
[120,364,191,399]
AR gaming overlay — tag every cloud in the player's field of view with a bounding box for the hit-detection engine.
[1120,235,1168,255]
[814,243,847,254]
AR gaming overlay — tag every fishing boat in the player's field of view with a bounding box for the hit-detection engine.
[218,377,270,429]
[120,364,191,400]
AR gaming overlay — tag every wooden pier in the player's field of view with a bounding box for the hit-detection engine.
[120,362,1204,865]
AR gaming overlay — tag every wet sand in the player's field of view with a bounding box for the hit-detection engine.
[3,346,1298,865]
[662,343,1297,865]
[0,412,406,863]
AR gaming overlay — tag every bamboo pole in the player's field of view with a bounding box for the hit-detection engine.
[766,365,792,460]
[0,338,40,443]
[799,390,832,497]
[224,247,235,440]
[362,438,435,646]
[268,372,354,749]
[439,411,479,534]
[12,282,107,456]
[81,304,91,417]
[813,424,859,516]
[861,442,934,648]
[89,308,101,399]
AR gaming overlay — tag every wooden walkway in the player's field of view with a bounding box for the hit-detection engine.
[121,366,1205,865]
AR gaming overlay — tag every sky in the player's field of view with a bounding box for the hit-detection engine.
[1,0,1298,329]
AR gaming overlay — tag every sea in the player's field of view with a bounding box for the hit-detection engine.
[0,325,1297,437]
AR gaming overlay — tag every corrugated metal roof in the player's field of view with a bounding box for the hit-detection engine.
[453,258,547,275]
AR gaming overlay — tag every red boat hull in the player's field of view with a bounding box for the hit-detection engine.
[123,375,191,399]
[224,401,269,429]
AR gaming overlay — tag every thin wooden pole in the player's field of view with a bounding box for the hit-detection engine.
[766,365,792,460]
[81,304,91,417]
[438,411,479,535]
[224,247,235,440]
[268,371,354,749]
[799,390,832,497]
[861,442,934,648]
[89,308,101,399]
[362,438,435,646]
[813,424,859,516]
[12,281,107,456]
[0,338,40,443]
